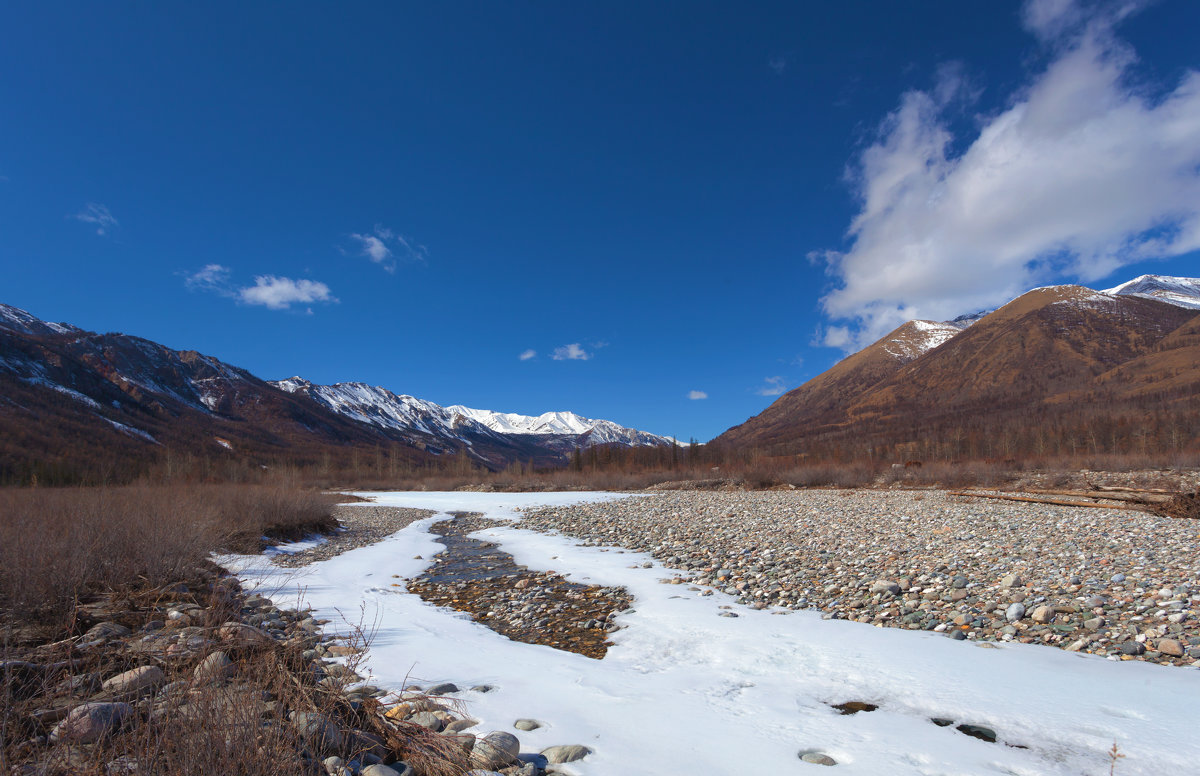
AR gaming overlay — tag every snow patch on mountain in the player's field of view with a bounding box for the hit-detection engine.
[104,418,158,444]
[0,303,80,337]
[1104,274,1200,310]
[882,320,962,361]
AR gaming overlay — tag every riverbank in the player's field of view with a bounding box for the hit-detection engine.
[518,489,1200,664]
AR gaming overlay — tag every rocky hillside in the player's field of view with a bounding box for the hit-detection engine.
[714,279,1200,461]
[0,304,672,483]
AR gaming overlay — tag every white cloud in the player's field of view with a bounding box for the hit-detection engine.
[688,390,708,400]
[73,203,118,235]
[239,276,336,310]
[551,343,591,361]
[185,265,336,312]
[769,57,787,75]
[184,264,232,293]
[755,376,788,396]
[818,0,1200,350]
[519,349,537,361]
[349,225,428,273]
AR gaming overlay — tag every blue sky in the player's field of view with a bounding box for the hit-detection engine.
[2,1,1198,442]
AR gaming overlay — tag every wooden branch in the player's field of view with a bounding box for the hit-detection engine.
[1022,489,1170,504]
[947,491,1150,511]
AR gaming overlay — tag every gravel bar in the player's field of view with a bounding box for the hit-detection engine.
[519,489,1200,665]
[271,503,434,567]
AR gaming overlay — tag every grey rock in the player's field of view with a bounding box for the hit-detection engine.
[514,718,541,731]
[427,682,459,695]
[870,580,901,596]
[193,650,236,683]
[83,622,132,641]
[50,702,132,743]
[1005,602,1026,622]
[541,744,592,764]
[102,665,165,695]
[471,731,520,769]
[290,711,345,754]
[361,764,412,776]
[408,711,444,732]
[800,751,837,765]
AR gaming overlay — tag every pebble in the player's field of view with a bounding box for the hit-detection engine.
[519,490,1200,665]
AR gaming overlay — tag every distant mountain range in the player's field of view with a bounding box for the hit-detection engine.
[714,275,1200,461]
[0,305,675,483]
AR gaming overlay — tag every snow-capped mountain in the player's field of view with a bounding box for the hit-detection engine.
[447,405,676,447]
[273,377,677,451]
[1104,274,1200,310]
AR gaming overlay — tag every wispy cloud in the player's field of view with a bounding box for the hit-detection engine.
[768,56,787,75]
[688,390,708,400]
[551,343,591,361]
[817,0,1200,350]
[184,265,336,312]
[755,376,787,396]
[519,349,537,361]
[73,203,118,235]
[348,225,428,273]
[185,264,232,293]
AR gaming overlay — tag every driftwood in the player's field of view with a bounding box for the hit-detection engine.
[1023,489,1171,504]
[947,491,1149,511]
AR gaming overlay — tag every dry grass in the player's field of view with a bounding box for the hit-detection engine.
[0,484,336,630]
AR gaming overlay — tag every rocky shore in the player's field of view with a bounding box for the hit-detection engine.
[518,489,1200,665]
[271,504,435,567]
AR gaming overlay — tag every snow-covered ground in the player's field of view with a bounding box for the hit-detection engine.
[228,492,1200,775]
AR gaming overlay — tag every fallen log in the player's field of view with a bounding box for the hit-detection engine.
[1022,489,1170,504]
[947,491,1149,511]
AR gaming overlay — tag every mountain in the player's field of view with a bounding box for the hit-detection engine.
[1104,274,1200,309]
[273,378,677,457]
[713,277,1200,461]
[715,318,963,453]
[446,405,676,447]
[0,303,673,483]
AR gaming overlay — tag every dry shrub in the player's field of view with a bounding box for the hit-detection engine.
[0,485,336,628]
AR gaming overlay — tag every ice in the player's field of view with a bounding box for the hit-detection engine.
[229,492,1200,775]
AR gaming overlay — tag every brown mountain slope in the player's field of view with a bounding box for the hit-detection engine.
[717,319,961,451]
[714,286,1200,459]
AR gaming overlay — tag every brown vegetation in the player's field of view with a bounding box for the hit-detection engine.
[0,482,336,630]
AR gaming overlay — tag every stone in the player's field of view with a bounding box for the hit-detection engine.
[50,702,132,743]
[102,665,165,695]
[870,581,901,596]
[541,744,592,764]
[217,622,275,645]
[444,718,479,733]
[471,731,521,769]
[1005,603,1026,622]
[998,574,1022,589]
[514,718,541,731]
[1157,638,1184,657]
[427,682,459,695]
[83,622,132,641]
[193,651,236,683]
[1030,605,1054,624]
[800,752,837,765]
[290,711,345,754]
[361,764,413,776]
[957,724,997,743]
[408,712,444,732]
